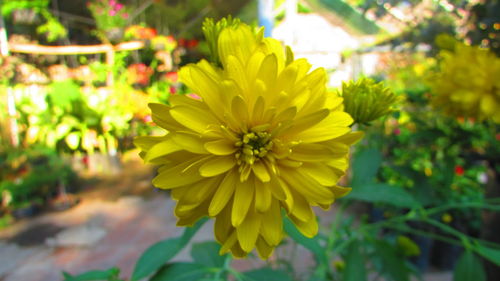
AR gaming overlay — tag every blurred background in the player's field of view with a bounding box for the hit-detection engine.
[0,0,499,280]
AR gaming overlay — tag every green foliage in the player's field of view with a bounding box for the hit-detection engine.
[453,251,486,281]
[243,267,294,281]
[317,0,379,34]
[62,267,122,281]
[342,241,367,281]
[149,263,209,281]
[190,241,226,268]
[350,148,382,186]
[1,0,49,16]
[131,218,207,281]
[0,145,76,213]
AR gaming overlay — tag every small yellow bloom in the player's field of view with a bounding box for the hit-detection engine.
[429,43,500,123]
[442,213,453,224]
[135,21,362,258]
[424,167,432,177]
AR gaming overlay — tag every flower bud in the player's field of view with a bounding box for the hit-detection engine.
[340,78,401,125]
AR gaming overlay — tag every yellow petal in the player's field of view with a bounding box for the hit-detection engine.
[331,131,364,145]
[260,199,282,246]
[204,139,237,155]
[218,24,257,67]
[171,132,209,154]
[214,204,232,242]
[232,177,255,226]
[236,207,261,252]
[152,157,205,189]
[286,109,330,136]
[266,175,287,201]
[290,213,318,238]
[199,156,236,177]
[257,54,278,87]
[300,163,339,186]
[287,189,313,222]
[176,177,220,211]
[134,135,168,151]
[209,169,238,216]
[256,236,274,259]
[280,167,334,205]
[220,230,238,254]
[252,161,271,182]
[170,105,218,134]
[255,180,272,213]
[176,202,208,227]
[149,103,184,132]
[231,95,249,123]
[143,137,181,163]
[331,185,352,198]
[226,55,250,94]
[180,64,225,119]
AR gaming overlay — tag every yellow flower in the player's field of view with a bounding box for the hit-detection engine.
[429,43,500,123]
[135,22,363,258]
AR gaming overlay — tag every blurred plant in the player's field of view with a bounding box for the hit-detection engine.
[126,63,153,86]
[87,0,130,43]
[124,25,157,40]
[0,145,77,221]
[1,0,67,42]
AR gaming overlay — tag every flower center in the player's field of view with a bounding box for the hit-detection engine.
[235,131,273,165]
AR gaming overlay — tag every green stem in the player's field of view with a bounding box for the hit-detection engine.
[213,254,232,281]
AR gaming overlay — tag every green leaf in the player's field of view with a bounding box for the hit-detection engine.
[374,240,410,281]
[284,217,328,264]
[453,251,486,281]
[343,241,367,281]
[130,218,207,281]
[347,183,420,208]
[351,148,382,187]
[473,243,500,267]
[61,267,120,281]
[191,241,227,268]
[243,267,294,281]
[149,263,209,281]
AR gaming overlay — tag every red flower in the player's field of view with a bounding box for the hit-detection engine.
[454,165,464,176]
[165,71,178,83]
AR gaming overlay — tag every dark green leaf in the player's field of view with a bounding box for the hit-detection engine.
[149,263,209,281]
[343,240,367,281]
[351,148,382,187]
[473,243,500,267]
[453,251,486,281]
[347,183,420,208]
[131,218,207,281]
[284,217,328,264]
[191,241,227,268]
[61,267,120,281]
[374,240,410,281]
[243,267,294,281]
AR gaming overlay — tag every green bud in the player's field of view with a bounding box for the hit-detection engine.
[340,78,401,125]
[202,16,240,66]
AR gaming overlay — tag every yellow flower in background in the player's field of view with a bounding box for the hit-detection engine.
[135,21,363,258]
[429,43,500,123]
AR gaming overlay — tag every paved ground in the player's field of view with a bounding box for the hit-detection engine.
[0,157,452,281]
